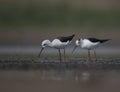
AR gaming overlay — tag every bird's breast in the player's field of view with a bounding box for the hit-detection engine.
[52,39,68,49]
[81,39,100,49]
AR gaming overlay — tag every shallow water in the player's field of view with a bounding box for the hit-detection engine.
[0,69,120,92]
[0,46,120,55]
[0,57,120,92]
[0,46,120,92]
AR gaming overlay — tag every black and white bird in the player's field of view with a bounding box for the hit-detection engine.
[72,38,110,61]
[38,34,75,62]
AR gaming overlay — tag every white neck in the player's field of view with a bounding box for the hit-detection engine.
[47,41,53,47]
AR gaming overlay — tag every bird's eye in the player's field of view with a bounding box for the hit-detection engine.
[43,44,47,46]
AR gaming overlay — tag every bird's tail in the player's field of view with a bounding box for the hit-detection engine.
[100,39,111,43]
[69,34,75,40]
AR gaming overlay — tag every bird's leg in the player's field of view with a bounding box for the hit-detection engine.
[88,50,91,62]
[94,49,97,61]
[58,49,62,62]
[63,49,66,62]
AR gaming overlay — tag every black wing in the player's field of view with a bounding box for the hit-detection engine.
[87,38,110,43]
[57,34,75,42]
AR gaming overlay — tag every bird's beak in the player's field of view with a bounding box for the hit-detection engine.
[38,47,44,57]
[72,45,78,54]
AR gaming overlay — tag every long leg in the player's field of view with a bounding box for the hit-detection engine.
[58,49,62,62]
[94,49,97,61]
[64,49,66,62]
[88,50,91,61]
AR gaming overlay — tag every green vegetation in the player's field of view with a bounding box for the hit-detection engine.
[0,1,120,28]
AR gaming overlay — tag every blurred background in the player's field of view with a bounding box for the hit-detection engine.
[0,0,120,54]
[0,1,120,92]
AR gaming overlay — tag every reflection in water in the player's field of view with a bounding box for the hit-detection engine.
[38,69,118,82]
[0,69,120,92]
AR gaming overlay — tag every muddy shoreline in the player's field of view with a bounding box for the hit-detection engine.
[0,58,120,70]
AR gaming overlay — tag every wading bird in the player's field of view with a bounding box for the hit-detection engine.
[72,38,110,61]
[38,34,75,62]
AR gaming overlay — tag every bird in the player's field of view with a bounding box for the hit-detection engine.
[72,38,110,61]
[38,34,75,62]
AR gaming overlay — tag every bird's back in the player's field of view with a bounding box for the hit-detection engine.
[57,34,75,42]
[87,38,110,43]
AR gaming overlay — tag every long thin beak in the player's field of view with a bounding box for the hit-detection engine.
[38,47,44,57]
[72,45,77,54]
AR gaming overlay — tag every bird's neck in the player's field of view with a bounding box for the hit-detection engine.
[47,41,53,47]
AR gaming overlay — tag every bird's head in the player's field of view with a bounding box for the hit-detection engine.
[75,39,81,46]
[38,40,51,57]
[41,40,51,48]
[72,38,81,53]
